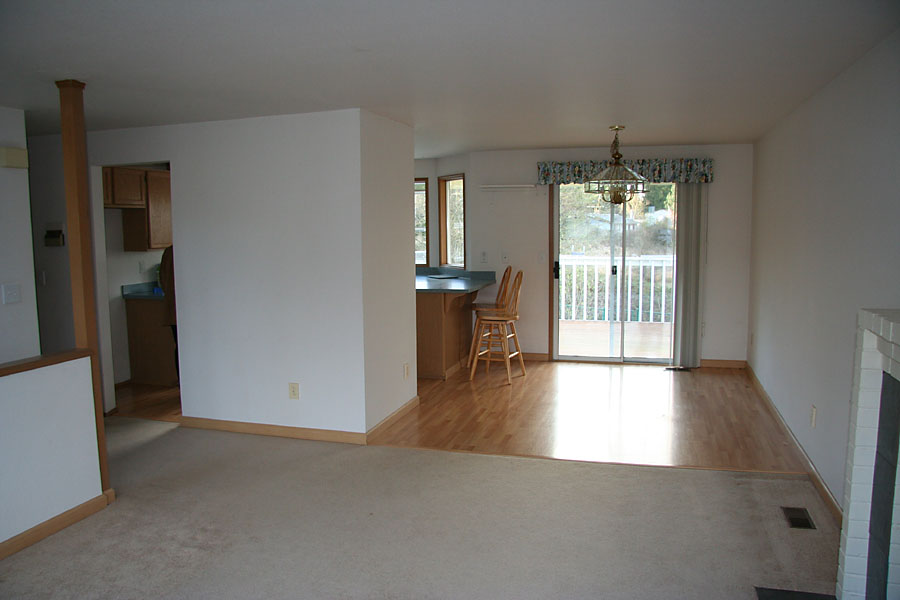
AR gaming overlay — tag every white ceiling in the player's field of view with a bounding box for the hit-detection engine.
[1,0,898,158]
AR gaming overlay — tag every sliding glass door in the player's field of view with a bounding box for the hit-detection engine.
[553,183,676,362]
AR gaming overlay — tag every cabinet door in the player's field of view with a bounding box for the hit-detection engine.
[146,171,172,248]
[102,167,113,207]
[111,167,146,206]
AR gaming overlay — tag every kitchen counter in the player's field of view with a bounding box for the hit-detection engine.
[415,267,496,379]
[122,281,165,300]
[121,281,177,386]
[415,267,495,294]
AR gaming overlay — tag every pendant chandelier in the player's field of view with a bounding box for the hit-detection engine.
[584,125,649,205]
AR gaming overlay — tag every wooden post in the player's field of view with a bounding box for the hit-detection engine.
[56,79,111,494]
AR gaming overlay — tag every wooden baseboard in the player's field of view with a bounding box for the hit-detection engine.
[103,488,116,504]
[746,364,843,525]
[0,493,108,560]
[179,416,366,445]
[699,359,747,369]
[445,361,462,378]
[367,396,420,439]
[523,353,550,362]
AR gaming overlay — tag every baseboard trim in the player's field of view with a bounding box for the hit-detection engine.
[103,488,116,504]
[179,416,366,445]
[523,353,550,362]
[445,361,463,378]
[746,364,843,525]
[699,359,747,369]
[0,493,108,560]
[367,396,420,439]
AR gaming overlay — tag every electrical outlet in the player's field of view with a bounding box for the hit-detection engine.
[403,362,410,380]
[1,283,22,305]
[810,405,817,428]
[480,251,487,264]
[289,382,300,400]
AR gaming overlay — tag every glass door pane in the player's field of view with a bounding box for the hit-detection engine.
[557,183,619,359]
[622,184,675,361]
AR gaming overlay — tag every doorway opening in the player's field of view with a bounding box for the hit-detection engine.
[553,182,676,363]
[101,163,180,422]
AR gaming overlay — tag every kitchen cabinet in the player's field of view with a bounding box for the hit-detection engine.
[103,167,146,207]
[119,170,172,251]
[125,296,178,386]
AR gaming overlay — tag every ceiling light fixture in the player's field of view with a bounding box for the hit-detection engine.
[585,125,649,205]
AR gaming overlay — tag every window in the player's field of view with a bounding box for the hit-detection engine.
[439,174,465,268]
[414,178,429,265]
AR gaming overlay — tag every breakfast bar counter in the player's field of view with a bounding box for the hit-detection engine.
[416,268,495,379]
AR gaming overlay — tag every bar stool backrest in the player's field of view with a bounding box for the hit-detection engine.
[504,270,524,317]
[495,265,512,308]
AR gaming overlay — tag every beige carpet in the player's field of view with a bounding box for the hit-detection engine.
[0,417,838,599]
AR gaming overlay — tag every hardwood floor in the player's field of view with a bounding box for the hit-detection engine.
[368,361,809,474]
[111,382,181,423]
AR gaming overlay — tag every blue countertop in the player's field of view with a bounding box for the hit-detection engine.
[122,281,165,300]
[415,267,495,294]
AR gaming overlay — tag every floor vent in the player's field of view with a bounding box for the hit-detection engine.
[782,506,816,529]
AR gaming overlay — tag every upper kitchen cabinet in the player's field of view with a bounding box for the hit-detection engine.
[103,167,172,252]
[103,166,146,207]
[144,171,172,249]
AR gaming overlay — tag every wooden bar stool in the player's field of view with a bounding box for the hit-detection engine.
[467,266,512,368]
[469,270,526,385]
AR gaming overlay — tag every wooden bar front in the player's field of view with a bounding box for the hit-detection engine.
[416,291,475,379]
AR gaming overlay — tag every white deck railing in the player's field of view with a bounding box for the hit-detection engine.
[559,254,674,323]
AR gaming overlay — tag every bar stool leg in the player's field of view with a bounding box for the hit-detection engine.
[469,320,485,380]
[467,315,482,368]
[510,322,526,377]
[500,322,512,384]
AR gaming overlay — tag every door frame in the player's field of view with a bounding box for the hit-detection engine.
[547,184,674,365]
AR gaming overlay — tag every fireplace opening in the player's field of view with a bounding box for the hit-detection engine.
[866,371,900,598]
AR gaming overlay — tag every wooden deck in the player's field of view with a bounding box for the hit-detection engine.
[558,320,672,360]
[368,362,809,474]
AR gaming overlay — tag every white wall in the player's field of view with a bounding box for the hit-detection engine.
[0,106,40,363]
[423,143,754,359]
[749,29,900,505]
[84,110,374,432]
[27,134,74,355]
[28,109,415,431]
[103,209,164,383]
[0,356,101,541]
[360,112,418,429]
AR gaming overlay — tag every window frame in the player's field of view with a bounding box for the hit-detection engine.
[414,177,430,266]
[438,173,466,269]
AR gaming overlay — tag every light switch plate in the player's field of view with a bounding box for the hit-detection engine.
[2,283,22,305]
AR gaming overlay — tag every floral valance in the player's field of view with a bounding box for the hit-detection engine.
[537,158,714,185]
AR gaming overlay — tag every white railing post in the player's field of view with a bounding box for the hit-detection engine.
[638,261,644,323]
[582,263,587,320]
[627,262,632,322]
[661,263,666,324]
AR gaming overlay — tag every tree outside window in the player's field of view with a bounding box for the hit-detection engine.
[414,179,428,265]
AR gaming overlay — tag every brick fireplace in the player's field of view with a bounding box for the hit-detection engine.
[837,309,900,599]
